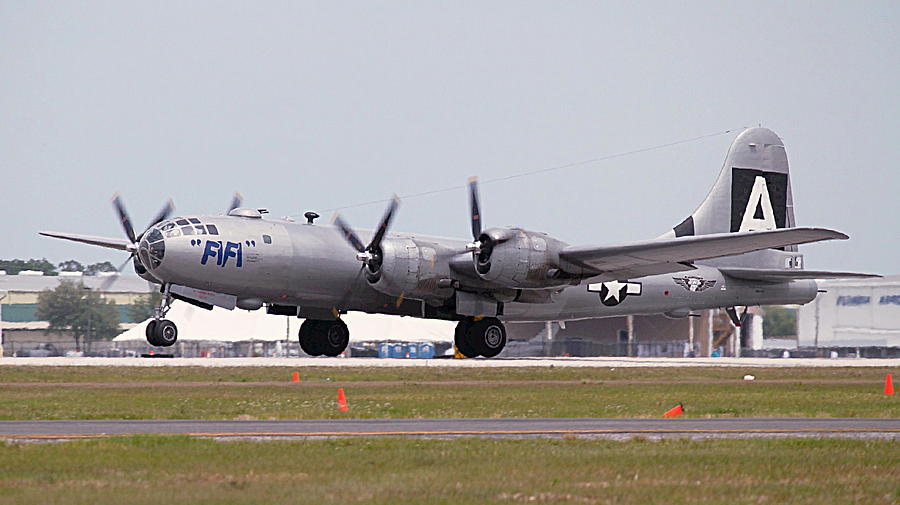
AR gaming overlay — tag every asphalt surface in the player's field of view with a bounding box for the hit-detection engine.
[2,418,898,440]
[3,357,899,368]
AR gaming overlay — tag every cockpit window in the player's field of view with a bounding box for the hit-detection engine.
[146,229,164,243]
[194,225,206,235]
[161,222,176,231]
[165,228,181,238]
[206,224,219,235]
[181,226,195,235]
[188,218,201,224]
[176,219,189,226]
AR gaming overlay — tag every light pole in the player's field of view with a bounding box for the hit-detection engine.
[0,291,7,357]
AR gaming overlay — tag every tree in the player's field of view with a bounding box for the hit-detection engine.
[35,281,121,352]
[127,291,162,323]
[58,260,85,272]
[84,261,118,275]
[0,258,58,276]
[762,306,797,338]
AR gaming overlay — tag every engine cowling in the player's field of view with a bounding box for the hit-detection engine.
[366,237,455,302]
[473,227,572,289]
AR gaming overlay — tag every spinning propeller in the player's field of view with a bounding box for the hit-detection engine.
[333,195,400,278]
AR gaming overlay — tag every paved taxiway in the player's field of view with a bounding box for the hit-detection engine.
[3,357,898,368]
[2,418,898,440]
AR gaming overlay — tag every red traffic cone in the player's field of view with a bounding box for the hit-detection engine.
[337,388,349,412]
[291,371,300,383]
[663,402,684,418]
[885,373,895,396]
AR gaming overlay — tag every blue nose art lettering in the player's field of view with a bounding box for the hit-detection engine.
[200,240,222,265]
[222,241,243,268]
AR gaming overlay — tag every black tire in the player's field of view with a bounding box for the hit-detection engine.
[299,320,324,356]
[454,319,479,358]
[154,319,178,347]
[145,320,158,340]
[320,320,350,357]
[467,318,506,358]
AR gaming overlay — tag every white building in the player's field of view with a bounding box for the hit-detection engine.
[798,275,900,347]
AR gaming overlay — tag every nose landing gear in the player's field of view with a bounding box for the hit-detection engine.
[146,285,178,347]
[454,317,507,358]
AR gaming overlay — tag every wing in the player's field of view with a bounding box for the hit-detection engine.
[558,227,848,281]
[720,267,881,283]
[38,231,133,252]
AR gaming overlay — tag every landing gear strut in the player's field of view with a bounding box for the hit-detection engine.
[454,317,507,358]
[146,284,178,347]
[299,319,350,357]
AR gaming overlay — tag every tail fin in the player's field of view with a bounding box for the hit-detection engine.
[665,127,799,267]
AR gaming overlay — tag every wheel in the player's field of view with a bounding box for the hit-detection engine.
[320,320,350,357]
[467,317,507,358]
[454,319,479,358]
[299,320,324,356]
[154,319,178,347]
[145,320,158,340]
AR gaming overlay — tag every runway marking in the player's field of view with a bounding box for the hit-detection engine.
[4,428,900,440]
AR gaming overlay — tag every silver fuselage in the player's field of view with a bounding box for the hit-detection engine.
[143,214,817,322]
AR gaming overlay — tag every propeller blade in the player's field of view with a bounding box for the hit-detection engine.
[227,193,243,213]
[468,176,481,239]
[332,264,366,319]
[368,195,400,251]
[332,214,366,253]
[111,194,137,244]
[146,199,175,230]
[137,199,175,241]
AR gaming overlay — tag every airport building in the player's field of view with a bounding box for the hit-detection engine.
[797,275,900,349]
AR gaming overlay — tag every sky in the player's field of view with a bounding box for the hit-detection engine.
[1,1,897,274]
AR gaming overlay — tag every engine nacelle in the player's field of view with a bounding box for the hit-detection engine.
[473,227,571,289]
[367,237,455,302]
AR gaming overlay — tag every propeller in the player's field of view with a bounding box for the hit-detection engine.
[333,196,400,278]
[110,194,175,270]
[227,193,243,213]
[465,177,484,253]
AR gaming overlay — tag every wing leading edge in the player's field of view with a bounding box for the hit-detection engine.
[558,227,848,281]
[38,231,132,252]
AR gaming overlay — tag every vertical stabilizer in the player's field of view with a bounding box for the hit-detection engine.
[664,127,802,267]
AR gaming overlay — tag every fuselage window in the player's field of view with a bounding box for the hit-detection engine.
[206,224,219,235]
[194,225,206,235]
[181,226,195,235]
[176,219,189,226]
[188,218,201,224]
[262,234,272,244]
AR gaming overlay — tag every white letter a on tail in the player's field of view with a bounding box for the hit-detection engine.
[739,176,776,232]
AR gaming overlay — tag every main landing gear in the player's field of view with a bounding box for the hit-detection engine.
[298,319,350,357]
[454,317,507,358]
[146,285,178,347]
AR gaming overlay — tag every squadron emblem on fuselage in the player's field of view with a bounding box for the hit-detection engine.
[672,276,716,292]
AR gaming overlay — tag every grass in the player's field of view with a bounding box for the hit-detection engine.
[0,366,897,420]
[0,436,897,505]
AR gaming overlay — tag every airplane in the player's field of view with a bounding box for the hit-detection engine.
[40,127,877,357]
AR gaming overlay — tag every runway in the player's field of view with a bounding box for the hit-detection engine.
[3,356,899,368]
[2,418,898,440]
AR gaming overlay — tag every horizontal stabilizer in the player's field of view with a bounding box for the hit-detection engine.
[560,227,848,280]
[720,267,881,283]
[38,231,132,252]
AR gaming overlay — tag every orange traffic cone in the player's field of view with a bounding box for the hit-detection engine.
[663,402,684,418]
[337,388,349,412]
[885,373,895,395]
[291,371,300,383]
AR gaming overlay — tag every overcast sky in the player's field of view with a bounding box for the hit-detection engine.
[2,1,897,274]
